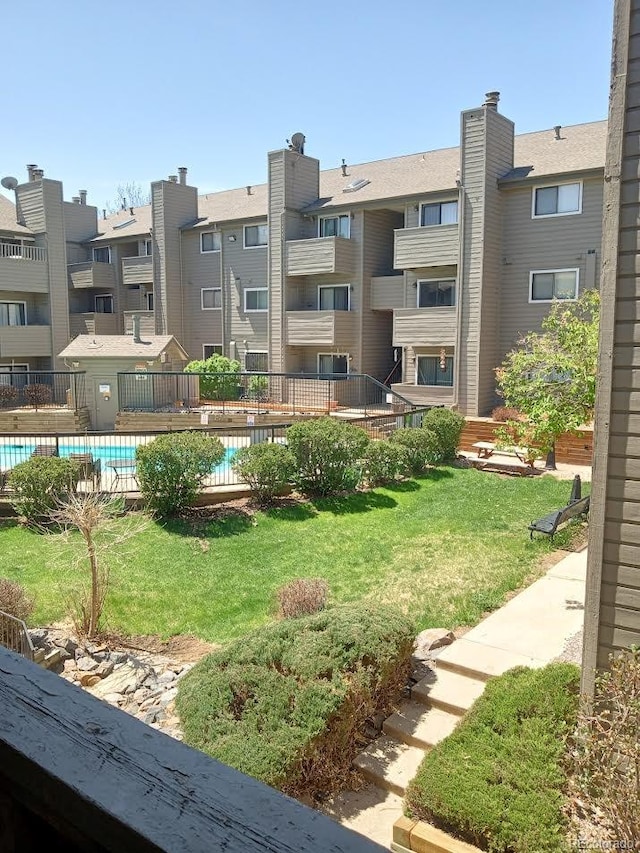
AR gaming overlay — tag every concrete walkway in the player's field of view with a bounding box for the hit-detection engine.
[321,548,588,849]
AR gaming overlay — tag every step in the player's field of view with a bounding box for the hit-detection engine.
[412,667,486,716]
[435,638,542,682]
[353,735,426,796]
[383,701,461,750]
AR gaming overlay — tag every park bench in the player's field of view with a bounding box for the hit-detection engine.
[528,476,590,539]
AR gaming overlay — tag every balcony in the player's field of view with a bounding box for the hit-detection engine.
[69,313,120,337]
[68,261,116,290]
[371,275,404,311]
[286,236,355,277]
[393,224,459,269]
[0,324,51,357]
[285,310,357,347]
[392,307,457,347]
[123,310,155,335]
[122,255,152,286]
[0,243,48,293]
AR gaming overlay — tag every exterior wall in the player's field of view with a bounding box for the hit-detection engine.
[582,0,640,697]
[181,227,224,360]
[0,255,49,293]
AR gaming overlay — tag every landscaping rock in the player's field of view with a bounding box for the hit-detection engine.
[88,663,140,699]
[80,673,102,688]
[29,628,49,648]
[413,629,455,660]
[95,660,114,678]
[76,656,99,673]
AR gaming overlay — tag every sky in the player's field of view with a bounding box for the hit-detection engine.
[2,0,614,210]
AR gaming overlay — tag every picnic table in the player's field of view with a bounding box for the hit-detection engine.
[471,441,534,466]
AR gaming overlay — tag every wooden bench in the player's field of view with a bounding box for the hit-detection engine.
[528,494,590,539]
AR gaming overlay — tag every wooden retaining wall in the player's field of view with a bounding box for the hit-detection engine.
[0,407,91,434]
[460,418,593,466]
[115,411,311,432]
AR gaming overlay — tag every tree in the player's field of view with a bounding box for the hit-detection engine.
[184,354,241,402]
[495,289,600,469]
[104,181,151,214]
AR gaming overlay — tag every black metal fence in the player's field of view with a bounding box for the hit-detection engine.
[117,371,415,417]
[0,371,86,412]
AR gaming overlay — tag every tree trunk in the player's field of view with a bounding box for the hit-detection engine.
[545,444,557,471]
[85,530,99,638]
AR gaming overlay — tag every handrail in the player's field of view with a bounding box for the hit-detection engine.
[363,373,415,408]
[0,610,35,661]
[383,360,402,387]
[0,243,46,262]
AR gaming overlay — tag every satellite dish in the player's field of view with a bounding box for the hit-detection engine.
[290,132,305,154]
[1,176,18,191]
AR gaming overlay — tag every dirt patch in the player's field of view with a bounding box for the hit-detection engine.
[106,632,218,663]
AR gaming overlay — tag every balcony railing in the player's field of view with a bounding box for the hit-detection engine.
[0,324,52,357]
[393,224,459,269]
[392,307,457,346]
[122,255,152,286]
[285,309,356,346]
[0,243,47,261]
[68,261,116,289]
[0,244,49,292]
[69,313,120,337]
[286,236,356,276]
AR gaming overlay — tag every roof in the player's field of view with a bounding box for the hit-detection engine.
[90,119,608,237]
[58,334,188,360]
[0,193,34,237]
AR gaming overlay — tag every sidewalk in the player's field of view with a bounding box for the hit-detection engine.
[322,548,588,849]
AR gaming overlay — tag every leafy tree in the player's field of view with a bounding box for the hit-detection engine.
[495,290,599,468]
[184,353,241,401]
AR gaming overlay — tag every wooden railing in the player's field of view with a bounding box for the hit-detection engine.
[0,243,47,261]
[0,611,34,661]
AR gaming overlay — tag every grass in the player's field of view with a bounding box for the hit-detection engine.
[0,467,585,642]
[405,663,581,853]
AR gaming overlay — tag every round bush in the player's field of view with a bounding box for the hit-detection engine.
[0,385,18,407]
[286,417,370,496]
[0,578,34,622]
[362,441,408,486]
[422,407,466,462]
[184,354,241,402]
[24,383,53,410]
[232,442,295,503]
[136,431,225,516]
[9,456,79,522]
[389,428,434,475]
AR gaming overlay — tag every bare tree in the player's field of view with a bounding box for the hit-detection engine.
[104,181,151,215]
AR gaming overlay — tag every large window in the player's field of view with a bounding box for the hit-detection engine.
[0,301,26,326]
[245,352,268,372]
[244,288,268,312]
[94,294,113,314]
[318,353,349,376]
[416,355,454,387]
[420,201,458,227]
[244,223,268,248]
[318,285,350,311]
[203,344,223,360]
[201,288,222,309]
[319,214,350,239]
[417,280,455,308]
[93,246,111,263]
[529,269,579,302]
[143,239,152,256]
[201,231,221,253]
[532,182,582,218]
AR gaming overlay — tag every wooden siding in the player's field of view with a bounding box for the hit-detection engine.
[582,0,640,697]
[285,310,357,347]
[391,382,454,406]
[68,261,116,289]
[371,275,404,310]
[0,256,49,293]
[62,201,98,243]
[41,180,70,368]
[69,313,119,337]
[0,325,52,357]
[121,255,152,285]
[393,224,459,269]
[15,182,46,233]
[180,228,224,362]
[123,311,155,335]
[393,307,457,346]
[286,236,356,276]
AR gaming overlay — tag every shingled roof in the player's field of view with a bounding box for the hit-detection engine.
[58,334,187,359]
[0,193,34,237]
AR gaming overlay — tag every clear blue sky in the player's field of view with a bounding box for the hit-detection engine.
[2,0,613,209]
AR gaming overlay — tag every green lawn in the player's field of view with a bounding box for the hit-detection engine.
[0,468,585,643]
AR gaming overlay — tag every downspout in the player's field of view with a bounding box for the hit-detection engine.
[452,172,465,409]
[178,228,185,344]
[219,230,226,356]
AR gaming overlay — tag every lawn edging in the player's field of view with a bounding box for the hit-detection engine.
[392,816,482,853]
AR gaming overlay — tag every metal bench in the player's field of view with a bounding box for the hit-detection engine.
[528,476,590,539]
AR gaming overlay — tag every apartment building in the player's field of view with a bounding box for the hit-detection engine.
[0,92,606,416]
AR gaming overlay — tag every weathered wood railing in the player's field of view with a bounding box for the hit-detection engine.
[0,610,34,661]
[0,647,383,852]
[0,243,47,261]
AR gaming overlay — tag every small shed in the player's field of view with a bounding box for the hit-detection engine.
[58,333,190,430]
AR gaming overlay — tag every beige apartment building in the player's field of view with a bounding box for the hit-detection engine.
[0,93,606,416]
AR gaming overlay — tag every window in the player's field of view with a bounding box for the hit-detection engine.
[532,182,582,217]
[93,246,111,263]
[143,239,152,256]
[318,285,350,311]
[318,354,349,377]
[94,294,113,314]
[417,280,455,308]
[319,214,350,239]
[244,223,268,248]
[416,355,454,387]
[529,269,579,302]
[201,231,221,253]
[420,201,458,227]
[145,291,154,311]
[0,301,26,326]
[245,352,268,372]
[244,288,268,312]
[203,344,223,360]
[201,288,222,309]
[0,364,29,387]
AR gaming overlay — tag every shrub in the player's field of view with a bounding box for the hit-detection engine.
[0,578,34,622]
[406,663,580,853]
[184,354,241,401]
[389,427,434,475]
[491,405,522,423]
[570,648,640,843]
[135,431,225,516]
[232,442,295,503]
[176,603,414,798]
[9,456,79,522]
[24,383,52,410]
[0,385,18,407]
[362,440,408,486]
[286,417,369,496]
[247,374,269,401]
[277,578,329,618]
[422,407,465,462]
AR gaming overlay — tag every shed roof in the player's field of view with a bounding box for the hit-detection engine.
[58,334,187,360]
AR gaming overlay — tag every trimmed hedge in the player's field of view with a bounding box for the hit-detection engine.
[232,442,295,503]
[9,456,79,522]
[406,663,580,853]
[177,603,414,797]
[389,427,434,475]
[362,440,408,486]
[286,417,370,496]
[422,407,465,462]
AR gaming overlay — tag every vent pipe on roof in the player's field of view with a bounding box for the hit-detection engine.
[72,196,80,204]
[132,313,141,344]
[246,185,252,195]
[553,125,562,140]
[32,168,44,180]
[483,91,500,110]
[178,167,187,185]
[168,175,178,184]
[129,206,134,215]
[79,190,87,205]
[102,209,107,219]
[341,159,348,177]
[27,164,38,182]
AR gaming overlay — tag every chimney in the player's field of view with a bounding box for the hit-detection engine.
[553,125,562,140]
[483,91,500,111]
[341,159,348,177]
[246,185,252,195]
[129,206,134,215]
[79,190,87,205]
[27,164,37,182]
[102,209,107,219]
[132,313,141,344]
[72,196,81,204]
[168,175,178,183]
[32,168,44,181]
[178,167,187,185]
